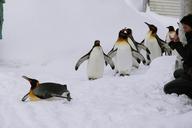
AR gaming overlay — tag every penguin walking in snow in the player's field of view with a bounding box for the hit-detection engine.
[142,22,172,64]
[124,28,151,67]
[22,76,72,102]
[75,40,115,80]
[107,29,146,76]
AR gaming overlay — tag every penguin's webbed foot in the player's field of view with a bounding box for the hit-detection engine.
[133,65,139,69]
[114,71,119,76]
[67,96,72,101]
[120,74,130,77]
[88,78,97,81]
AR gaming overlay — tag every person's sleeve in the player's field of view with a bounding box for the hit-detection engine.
[169,41,186,58]
[0,0,5,3]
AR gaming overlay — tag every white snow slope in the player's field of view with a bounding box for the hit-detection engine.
[0,0,192,128]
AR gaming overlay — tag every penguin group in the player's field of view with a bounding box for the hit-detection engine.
[22,22,178,102]
[107,28,146,76]
[75,22,175,80]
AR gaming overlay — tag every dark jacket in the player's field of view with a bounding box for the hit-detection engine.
[169,32,192,79]
[0,0,5,3]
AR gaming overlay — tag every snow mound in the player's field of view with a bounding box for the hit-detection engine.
[2,0,177,63]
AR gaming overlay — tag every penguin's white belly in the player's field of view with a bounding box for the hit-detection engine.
[87,48,104,79]
[165,34,171,43]
[145,38,161,60]
[116,44,133,74]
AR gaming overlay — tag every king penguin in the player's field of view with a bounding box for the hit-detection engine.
[107,29,146,76]
[142,22,172,64]
[124,28,151,67]
[22,76,72,102]
[75,40,115,80]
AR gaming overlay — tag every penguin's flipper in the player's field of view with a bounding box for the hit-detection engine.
[161,43,172,55]
[156,35,172,55]
[132,50,146,65]
[128,36,139,51]
[140,39,145,44]
[104,54,115,70]
[135,40,151,65]
[146,54,151,65]
[22,92,30,102]
[75,53,90,70]
[137,43,151,54]
[107,47,117,58]
[107,47,114,56]
[156,35,166,44]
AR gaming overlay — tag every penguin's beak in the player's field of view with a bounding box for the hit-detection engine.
[22,76,31,82]
[144,22,150,27]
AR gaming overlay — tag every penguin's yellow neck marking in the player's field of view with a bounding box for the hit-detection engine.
[116,38,128,45]
[146,31,156,40]
[29,91,40,101]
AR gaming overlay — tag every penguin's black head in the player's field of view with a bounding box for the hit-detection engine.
[94,40,101,47]
[23,76,39,90]
[145,22,157,34]
[167,26,175,32]
[119,29,128,39]
[124,28,132,36]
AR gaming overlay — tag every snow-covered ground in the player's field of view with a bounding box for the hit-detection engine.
[0,0,192,128]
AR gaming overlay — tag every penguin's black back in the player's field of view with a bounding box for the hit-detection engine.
[32,83,68,99]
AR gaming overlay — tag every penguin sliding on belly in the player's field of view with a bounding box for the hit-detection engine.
[22,76,72,102]
[75,40,115,80]
[124,28,151,67]
[141,22,172,64]
[107,29,146,76]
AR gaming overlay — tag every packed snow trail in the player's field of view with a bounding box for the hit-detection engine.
[0,56,192,128]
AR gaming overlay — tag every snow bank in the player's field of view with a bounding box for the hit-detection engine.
[1,0,177,63]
